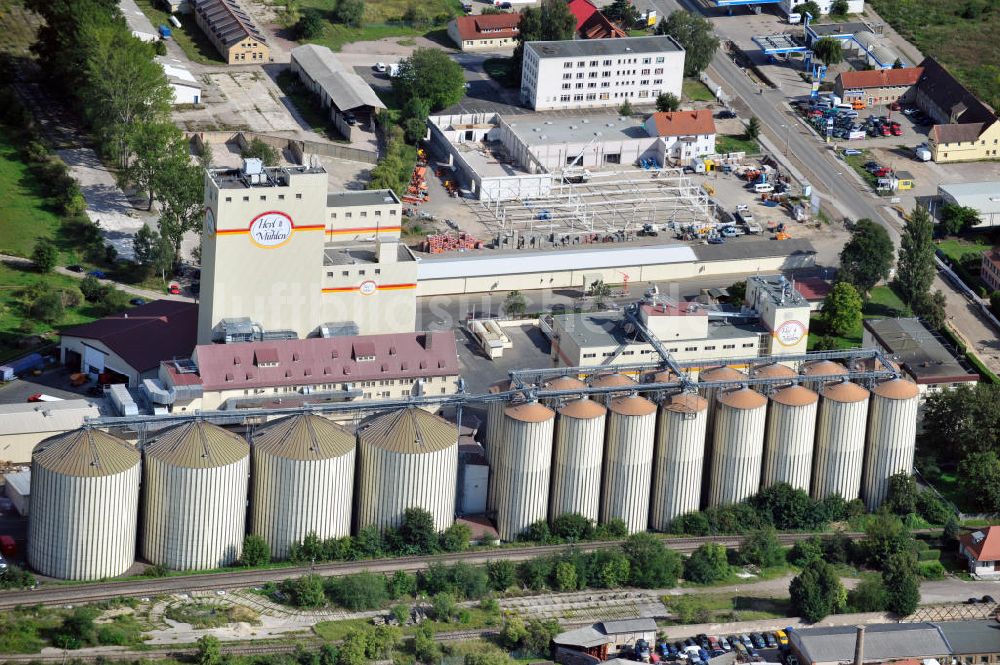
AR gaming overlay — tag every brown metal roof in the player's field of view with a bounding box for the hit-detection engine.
[252,414,354,460]
[821,380,870,403]
[874,378,920,400]
[664,393,708,413]
[558,398,606,419]
[771,384,818,407]
[358,407,457,454]
[504,402,555,423]
[717,387,767,410]
[700,366,745,382]
[609,394,657,416]
[802,360,847,377]
[145,421,249,469]
[754,363,796,379]
[33,428,139,477]
[590,373,637,388]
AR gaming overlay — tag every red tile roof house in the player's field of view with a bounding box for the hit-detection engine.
[959,527,1000,578]
[642,110,717,161]
[59,300,197,387]
[160,330,460,414]
[447,13,521,51]
[567,0,627,40]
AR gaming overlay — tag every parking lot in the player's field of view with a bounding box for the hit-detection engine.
[794,99,927,150]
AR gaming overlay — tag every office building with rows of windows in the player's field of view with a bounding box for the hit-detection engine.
[520,36,685,111]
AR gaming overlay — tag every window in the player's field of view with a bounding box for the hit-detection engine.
[590,60,598,66]
[390,209,397,215]
[560,95,571,102]
[564,62,573,69]
[563,73,572,80]
[586,93,596,100]
[225,196,231,202]
[603,59,612,65]
[375,210,381,217]
[602,70,611,77]
[589,72,598,78]
[684,346,697,352]
[574,94,584,101]
[638,90,649,98]
[360,211,367,217]
[278,194,285,200]
[640,79,650,86]
[259,195,266,201]
[587,82,596,88]
[576,72,584,79]
[342,270,349,276]
[641,68,650,75]
[642,57,651,64]
[562,83,571,90]
[654,79,663,85]
[575,83,584,89]
[601,82,610,88]
[704,345,716,351]
[242,196,249,201]
[723,344,735,349]
[654,68,663,74]
[345,212,352,218]
[296,193,302,199]
[656,56,664,63]
[375,269,381,275]
[599,92,609,100]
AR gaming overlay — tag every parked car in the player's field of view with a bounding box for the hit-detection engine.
[87,270,106,279]
[67,264,83,273]
[343,111,357,126]
[636,639,652,662]
[765,633,778,648]
[740,635,753,648]
[374,62,387,72]
[843,148,863,156]
[716,109,737,119]
[719,638,732,651]
[775,630,789,646]
[129,298,147,306]
[168,283,181,295]
[750,633,765,649]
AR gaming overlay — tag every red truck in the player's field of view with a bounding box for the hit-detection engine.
[0,535,17,558]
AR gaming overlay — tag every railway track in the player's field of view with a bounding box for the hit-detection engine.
[0,531,928,610]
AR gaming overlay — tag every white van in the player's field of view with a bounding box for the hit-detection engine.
[787,12,801,23]
[753,183,774,194]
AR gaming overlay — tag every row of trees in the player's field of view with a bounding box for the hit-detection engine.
[27,0,204,269]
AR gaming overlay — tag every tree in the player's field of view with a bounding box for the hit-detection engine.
[500,615,529,650]
[504,290,527,317]
[333,0,364,28]
[127,121,183,209]
[943,515,961,542]
[683,543,729,583]
[591,549,631,588]
[551,513,594,541]
[655,10,720,77]
[883,473,919,516]
[958,451,1000,512]
[838,219,894,297]
[883,551,921,616]
[197,635,222,665]
[80,275,105,302]
[488,559,517,591]
[829,0,849,16]
[440,522,472,552]
[393,48,466,111]
[788,536,824,567]
[513,0,577,80]
[991,291,1000,318]
[31,289,65,323]
[242,138,280,165]
[588,279,613,307]
[413,624,440,663]
[895,205,936,310]
[792,2,821,19]
[553,561,578,591]
[822,281,863,336]
[151,231,176,281]
[940,203,980,236]
[399,507,438,554]
[31,239,57,273]
[622,532,683,588]
[465,651,513,665]
[524,618,560,655]
[922,384,1000,462]
[281,574,327,607]
[728,279,747,303]
[133,224,157,268]
[847,572,887,612]
[745,116,761,140]
[789,559,846,622]
[330,572,389,610]
[154,147,205,262]
[388,570,417,598]
[603,0,641,27]
[431,592,457,621]
[337,630,370,665]
[297,8,325,38]
[737,528,786,568]
[655,92,681,112]
[241,534,271,566]
[862,513,915,569]
[812,37,844,67]
[619,99,634,116]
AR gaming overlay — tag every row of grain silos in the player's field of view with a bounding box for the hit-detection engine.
[27,408,460,581]
[484,363,920,541]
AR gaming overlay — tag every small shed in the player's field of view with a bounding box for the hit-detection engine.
[4,469,30,516]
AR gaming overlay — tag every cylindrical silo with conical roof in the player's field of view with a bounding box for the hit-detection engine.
[862,379,920,510]
[811,381,869,500]
[485,380,512,514]
[143,421,250,570]
[709,388,767,507]
[590,373,636,405]
[650,393,708,530]
[550,398,606,522]
[762,385,818,492]
[698,366,746,507]
[28,428,140,580]
[601,395,657,533]
[251,414,355,560]
[356,407,458,532]
[644,369,678,401]
[752,363,797,392]
[541,376,586,408]
[493,402,555,541]
[800,360,848,391]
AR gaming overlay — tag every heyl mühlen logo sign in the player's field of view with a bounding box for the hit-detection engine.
[250,211,294,247]
[775,320,806,346]
[359,280,377,295]
[205,207,216,234]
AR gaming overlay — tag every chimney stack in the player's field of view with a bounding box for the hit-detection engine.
[853,625,866,665]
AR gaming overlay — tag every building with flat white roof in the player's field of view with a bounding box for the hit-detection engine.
[935,182,1000,228]
[520,36,684,111]
[780,0,863,17]
[157,57,201,105]
[0,400,102,464]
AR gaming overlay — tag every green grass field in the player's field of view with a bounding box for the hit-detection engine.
[682,77,715,102]
[808,285,909,350]
[295,0,462,51]
[936,237,994,293]
[868,0,1000,111]
[133,0,225,65]
[0,130,64,259]
[716,134,760,155]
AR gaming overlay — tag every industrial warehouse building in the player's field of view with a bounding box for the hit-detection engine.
[519,36,684,111]
[194,0,270,64]
[59,300,197,387]
[936,182,1000,228]
[0,400,102,464]
[157,56,202,105]
[862,318,978,393]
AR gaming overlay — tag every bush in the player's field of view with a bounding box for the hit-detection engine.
[918,560,946,580]
[684,543,730,584]
[432,592,457,621]
[30,289,65,323]
[240,534,271,566]
[31,239,58,273]
[847,572,887,612]
[241,138,280,166]
[551,513,595,541]
[328,572,388,610]
[297,8,325,38]
[281,574,327,607]
[440,522,471,552]
[487,559,516,592]
[737,528,786,568]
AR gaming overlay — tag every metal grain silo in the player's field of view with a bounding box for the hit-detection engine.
[650,393,708,530]
[644,369,678,401]
[708,388,767,507]
[485,380,512,513]
[762,385,818,492]
[811,381,869,501]
[801,360,847,391]
[143,421,249,571]
[250,414,355,560]
[493,402,555,541]
[862,379,920,510]
[27,428,140,580]
[752,363,797,391]
[590,373,636,404]
[601,395,658,532]
[356,407,458,532]
[698,366,746,431]
[542,376,586,407]
[549,398,606,522]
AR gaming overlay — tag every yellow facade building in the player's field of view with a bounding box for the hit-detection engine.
[194,0,270,65]
[930,120,1000,163]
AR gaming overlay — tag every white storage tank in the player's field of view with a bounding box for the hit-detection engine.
[356,407,458,532]
[650,393,708,530]
[143,421,250,570]
[752,363,797,391]
[862,378,920,510]
[800,360,847,391]
[485,380,512,513]
[28,428,140,580]
[250,414,355,560]
[762,385,818,492]
[811,381,869,500]
[709,388,767,507]
[601,395,658,533]
[493,402,555,541]
[550,398,606,522]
